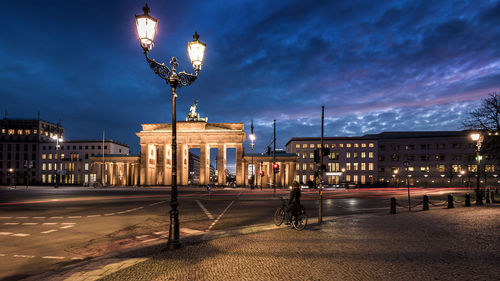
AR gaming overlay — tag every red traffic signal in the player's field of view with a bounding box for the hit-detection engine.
[259,170,264,177]
[273,163,280,173]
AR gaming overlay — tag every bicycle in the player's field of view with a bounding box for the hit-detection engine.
[273,198,308,230]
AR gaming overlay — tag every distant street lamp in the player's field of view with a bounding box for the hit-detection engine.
[249,121,255,189]
[393,169,399,187]
[52,135,63,188]
[459,170,465,186]
[470,132,484,205]
[135,4,206,249]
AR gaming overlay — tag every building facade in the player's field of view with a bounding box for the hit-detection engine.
[287,131,498,187]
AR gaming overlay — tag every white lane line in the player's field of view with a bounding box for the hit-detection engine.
[148,201,165,206]
[137,206,144,210]
[0,232,13,235]
[0,217,12,219]
[207,201,234,231]
[60,225,74,229]
[116,211,127,214]
[4,222,19,225]
[13,255,35,258]
[180,228,204,235]
[42,256,65,260]
[61,222,76,225]
[67,216,82,219]
[141,238,159,243]
[87,215,101,218]
[71,257,84,260]
[43,222,57,225]
[12,233,30,237]
[22,223,38,225]
[196,200,215,220]
[33,217,46,219]
[104,213,116,216]
[15,217,29,219]
[136,235,150,239]
[50,217,63,219]
[153,231,169,235]
[0,254,5,257]
[41,229,58,234]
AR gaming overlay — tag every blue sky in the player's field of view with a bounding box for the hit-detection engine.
[1,0,499,163]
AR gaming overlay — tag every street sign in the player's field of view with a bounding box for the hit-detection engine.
[403,160,410,168]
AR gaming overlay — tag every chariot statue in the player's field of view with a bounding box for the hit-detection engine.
[186,100,207,122]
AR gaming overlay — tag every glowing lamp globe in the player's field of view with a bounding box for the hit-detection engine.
[135,4,158,50]
[187,32,206,71]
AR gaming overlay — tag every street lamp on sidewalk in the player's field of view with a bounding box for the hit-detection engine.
[52,135,63,188]
[470,132,484,205]
[135,4,206,249]
[249,120,255,189]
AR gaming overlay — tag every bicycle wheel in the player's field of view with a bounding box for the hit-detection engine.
[273,207,285,226]
[292,212,308,230]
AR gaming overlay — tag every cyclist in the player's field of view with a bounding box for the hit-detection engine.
[286,181,301,224]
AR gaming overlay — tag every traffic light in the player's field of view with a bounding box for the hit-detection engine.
[314,149,320,163]
[259,170,264,177]
[322,147,330,156]
[273,163,280,173]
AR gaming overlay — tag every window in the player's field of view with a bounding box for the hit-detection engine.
[452,165,461,172]
[361,152,366,158]
[329,152,339,160]
[354,163,359,171]
[354,143,359,148]
[48,154,52,160]
[310,163,314,171]
[368,152,373,159]
[361,163,366,171]
[437,165,446,172]
[346,175,351,182]
[303,163,307,171]
[42,163,46,170]
[42,154,46,160]
[369,143,374,148]
[91,146,95,150]
[309,153,314,159]
[42,174,46,183]
[331,143,336,148]
[405,145,415,150]
[98,146,101,150]
[346,152,351,158]
[48,163,52,170]
[295,144,300,148]
[361,143,366,148]
[310,144,315,148]
[346,144,351,148]
[339,144,344,148]
[85,146,89,149]
[296,163,300,170]
[391,154,399,161]
[346,163,351,171]
[302,144,307,148]
[368,163,374,171]
[420,166,429,172]
[353,152,358,158]
[379,145,385,151]
[324,144,329,148]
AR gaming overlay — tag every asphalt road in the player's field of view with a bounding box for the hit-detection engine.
[0,185,473,280]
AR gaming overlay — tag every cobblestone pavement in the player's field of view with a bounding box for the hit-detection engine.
[27,206,500,281]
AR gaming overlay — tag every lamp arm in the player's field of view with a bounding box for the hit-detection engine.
[144,50,172,82]
[178,71,198,87]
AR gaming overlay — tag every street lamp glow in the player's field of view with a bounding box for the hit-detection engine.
[470,133,481,141]
[135,4,158,50]
[249,133,255,142]
[187,32,206,71]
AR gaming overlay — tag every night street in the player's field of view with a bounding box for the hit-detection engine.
[0,185,478,280]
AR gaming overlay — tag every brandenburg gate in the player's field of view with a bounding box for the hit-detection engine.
[137,121,246,186]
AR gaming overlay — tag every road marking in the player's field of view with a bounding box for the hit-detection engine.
[0,254,5,257]
[148,201,165,206]
[42,256,65,260]
[137,206,144,210]
[13,255,35,258]
[180,228,204,235]
[141,238,159,243]
[0,217,12,219]
[136,235,150,239]
[0,232,13,235]
[50,216,63,219]
[153,231,169,235]
[41,229,58,234]
[33,217,46,219]
[12,233,30,237]
[207,201,234,231]
[15,217,29,219]
[116,211,127,214]
[60,225,74,229]
[4,222,19,225]
[87,215,101,218]
[68,216,82,219]
[43,222,57,225]
[196,200,215,220]
[104,213,115,216]
[22,223,38,225]
[61,222,76,225]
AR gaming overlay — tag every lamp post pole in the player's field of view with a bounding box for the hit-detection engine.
[470,133,483,205]
[135,4,206,249]
[250,120,255,189]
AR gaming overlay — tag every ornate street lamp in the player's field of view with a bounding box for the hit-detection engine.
[135,4,206,249]
[470,132,484,205]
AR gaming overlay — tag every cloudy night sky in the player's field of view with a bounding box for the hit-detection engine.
[1,0,500,169]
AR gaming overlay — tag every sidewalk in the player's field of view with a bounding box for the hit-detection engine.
[24,205,500,281]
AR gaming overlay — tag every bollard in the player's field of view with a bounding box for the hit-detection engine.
[485,190,491,204]
[465,193,471,207]
[476,191,483,206]
[390,197,396,214]
[491,191,496,203]
[447,194,454,208]
[423,195,429,211]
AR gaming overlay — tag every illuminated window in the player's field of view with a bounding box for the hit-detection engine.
[346,163,351,170]
[48,174,52,183]
[361,175,366,184]
[368,163,374,171]
[353,152,358,158]
[17,129,23,135]
[369,143,374,148]
[339,144,343,148]
[303,163,307,170]
[295,144,300,148]
[324,144,329,148]
[302,153,307,159]
[8,129,14,135]
[331,143,336,148]
[310,144,315,148]
[48,163,52,170]
[438,165,446,172]
[353,175,358,183]
[346,175,351,182]
[346,152,351,158]
[61,154,64,159]
[33,129,37,134]
[296,163,300,170]
[302,175,306,183]
[42,163,46,170]
[42,174,46,183]
[48,154,53,160]
[361,143,366,148]
[369,152,373,158]
[310,163,314,171]
[354,143,359,148]
[346,144,351,148]
[361,163,366,171]
[42,154,46,160]
[25,129,30,135]
[1,129,5,134]
[309,153,314,159]
[354,163,359,171]
[361,152,366,158]
[302,144,307,148]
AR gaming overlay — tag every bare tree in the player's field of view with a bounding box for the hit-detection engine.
[463,93,500,161]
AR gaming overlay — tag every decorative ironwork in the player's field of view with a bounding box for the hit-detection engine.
[144,51,197,88]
